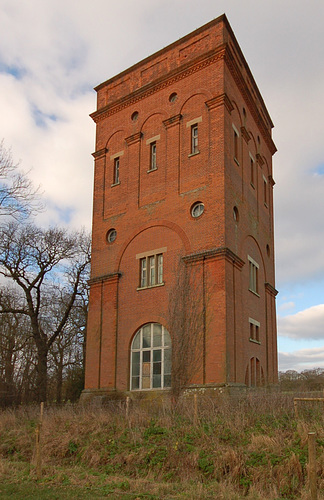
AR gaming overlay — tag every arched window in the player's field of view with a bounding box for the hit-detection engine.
[130,323,171,390]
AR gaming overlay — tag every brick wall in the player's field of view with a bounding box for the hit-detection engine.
[84,14,278,396]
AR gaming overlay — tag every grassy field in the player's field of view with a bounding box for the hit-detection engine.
[0,392,323,499]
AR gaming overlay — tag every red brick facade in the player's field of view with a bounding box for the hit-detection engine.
[83,14,278,398]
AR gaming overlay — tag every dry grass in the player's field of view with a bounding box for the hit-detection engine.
[0,392,323,499]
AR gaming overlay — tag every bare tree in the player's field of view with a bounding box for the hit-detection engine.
[168,259,206,401]
[0,287,34,405]
[47,289,88,403]
[0,223,91,402]
[0,140,41,221]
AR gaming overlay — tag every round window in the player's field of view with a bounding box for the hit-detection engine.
[131,111,139,122]
[169,92,178,103]
[107,228,117,243]
[191,202,204,218]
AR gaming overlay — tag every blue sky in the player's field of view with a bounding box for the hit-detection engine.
[0,0,324,372]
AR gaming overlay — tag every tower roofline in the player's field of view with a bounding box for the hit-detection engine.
[94,14,274,131]
[95,14,228,92]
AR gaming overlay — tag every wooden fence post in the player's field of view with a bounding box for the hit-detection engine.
[294,398,298,418]
[308,432,317,500]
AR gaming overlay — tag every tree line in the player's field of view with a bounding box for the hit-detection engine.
[0,141,90,406]
[279,368,324,392]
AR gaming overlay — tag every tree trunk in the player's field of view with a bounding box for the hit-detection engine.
[36,344,48,403]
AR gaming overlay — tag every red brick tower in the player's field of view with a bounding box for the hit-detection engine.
[83,14,278,399]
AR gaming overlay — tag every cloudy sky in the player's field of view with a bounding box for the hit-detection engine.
[1,0,324,372]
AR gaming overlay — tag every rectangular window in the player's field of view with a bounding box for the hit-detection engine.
[157,254,163,284]
[140,258,147,288]
[263,175,268,206]
[114,157,120,184]
[191,124,199,154]
[250,154,255,187]
[233,126,239,164]
[139,253,163,288]
[248,256,259,295]
[249,318,261,343]
[150,142,157,170]
[149,255,155,286]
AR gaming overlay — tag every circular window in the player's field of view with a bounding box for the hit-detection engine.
[191,202,204,218]
[107,228,117,243]
[233,206,239,222]
[131,111,139,122]
[169,92,177,103]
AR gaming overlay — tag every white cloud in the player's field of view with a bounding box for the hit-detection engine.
[278,301,295,312]
[279,346,324,372]
[278,305,324,340]
[0,0,324,288]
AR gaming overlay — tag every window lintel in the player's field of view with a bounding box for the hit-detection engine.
[248,255,259,268]
[136,247,167,260]
[186,116,202,128]
[110,150,124,160]
[146,135,161,145]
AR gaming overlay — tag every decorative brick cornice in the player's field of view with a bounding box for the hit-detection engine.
[91,40,276,157]
[265,282,278,297]
[163,114,182,129]
[205,93,233,113]
[92,148,107,159]
[125,132,142,146]
[90,46,226,124]
[89,272,121,286]
[183,247,245,269]
[240,126,251,144]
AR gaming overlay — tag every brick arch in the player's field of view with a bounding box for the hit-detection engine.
[248,130,258,156]
[245,357,265,387]
[104,128,127,150]
[116,220,191,271]
[140,110,168,133]
[240,233,267,282]
[230,100,243,126]
[179,90,212,114]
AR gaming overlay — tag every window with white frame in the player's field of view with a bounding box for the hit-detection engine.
[114,157,120,184]
[186,116,202,156]
[110,150,124,186]
[130,323,171,390]
[191,124,199,154]
[146,135,160,172]
[248,256,259,295]
[139,253,164,288]
[249,318,260,343]
[150,142,157,170]
[233,124,239,164]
